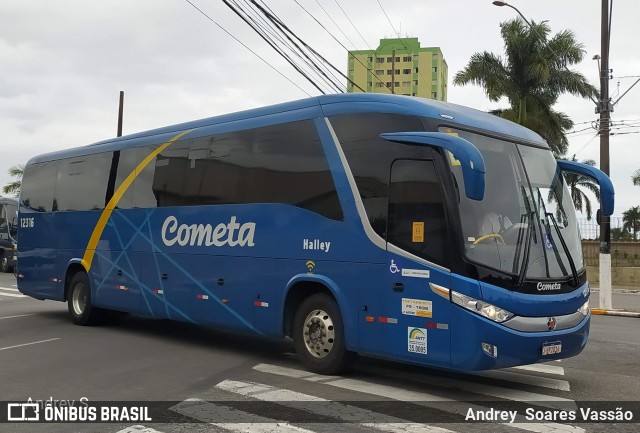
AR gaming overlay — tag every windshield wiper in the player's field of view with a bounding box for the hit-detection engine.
[546,212,579,286]
[516,211,535,287]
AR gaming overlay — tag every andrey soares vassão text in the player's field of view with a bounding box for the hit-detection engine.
[465,407,635,423]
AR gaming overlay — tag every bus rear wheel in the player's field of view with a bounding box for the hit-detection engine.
[67,272,102,326]
[293,293,351,375]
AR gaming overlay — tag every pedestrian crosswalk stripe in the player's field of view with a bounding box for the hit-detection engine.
[0,290,26,298]
[359,364,575,408]
[512,364,565,376]
[216,380,456,433]
[253,363,584,433]
[170,398,315,433]
[473,369,570,391]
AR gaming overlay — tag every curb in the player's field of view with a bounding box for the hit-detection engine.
[591,308,640,318]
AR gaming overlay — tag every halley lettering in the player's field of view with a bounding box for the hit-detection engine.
[303,238,331,253]
[162,216,255,247]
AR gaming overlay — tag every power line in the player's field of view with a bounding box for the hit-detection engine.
[221,0,330,94]
[183,0,311,97]
[375,0,431,96]
[332,0,373,50]
[292,0,389,91]
[249,0,364,92]
[311,0,358,49]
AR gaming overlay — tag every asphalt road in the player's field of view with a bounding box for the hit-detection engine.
[1,272,638,433]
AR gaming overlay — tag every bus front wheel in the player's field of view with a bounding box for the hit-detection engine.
[67,272,102,326]
[293,293,351,375]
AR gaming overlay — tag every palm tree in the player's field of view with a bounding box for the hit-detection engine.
[611,227,633,242]
[632,169,640,186]
[2,164,24,197]
[557,155,600,220]
[623,206,640,240]
[453,18,597,156]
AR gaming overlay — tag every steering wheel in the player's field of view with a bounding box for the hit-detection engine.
[473,233,505,245]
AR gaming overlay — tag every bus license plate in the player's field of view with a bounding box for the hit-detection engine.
[542,342,562,355]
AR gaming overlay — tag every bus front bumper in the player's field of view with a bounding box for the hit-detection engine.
[450,307,590,371]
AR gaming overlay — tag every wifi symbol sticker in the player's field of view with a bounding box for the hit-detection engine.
[306,260,315,273]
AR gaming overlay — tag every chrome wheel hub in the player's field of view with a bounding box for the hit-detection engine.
[303,309,335,358]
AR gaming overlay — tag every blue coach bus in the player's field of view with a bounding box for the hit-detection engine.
[18,94,614,374]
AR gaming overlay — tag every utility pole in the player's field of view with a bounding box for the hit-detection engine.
[117,90,124,137]
[391,49,396,94]
[597,0,612,309]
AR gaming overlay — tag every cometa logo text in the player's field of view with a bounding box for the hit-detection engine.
[536,282,561,291]
[161,216,256,247]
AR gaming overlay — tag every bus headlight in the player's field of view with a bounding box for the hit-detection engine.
[578,300,590,316]
[451,291,514,323]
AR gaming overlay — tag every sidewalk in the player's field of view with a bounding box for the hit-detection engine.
[589,285,640,317]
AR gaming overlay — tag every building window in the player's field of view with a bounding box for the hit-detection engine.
[375,82,385,87]
[432,92,437,98]
[402,81,411,87]
[413,80,418,86]
[403,69,411,74]
[376,57,384,64]
[415,67,419,73]
[368,56,373,62]
[432,67,438,73]
[403,56,412,62]
[375,70,384,75]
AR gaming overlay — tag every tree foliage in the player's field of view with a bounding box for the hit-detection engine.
[454,18,597,156]
[2,164,24,196]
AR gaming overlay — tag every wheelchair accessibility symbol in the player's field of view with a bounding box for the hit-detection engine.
[389,259,400,274]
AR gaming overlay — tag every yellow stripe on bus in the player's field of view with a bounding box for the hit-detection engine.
[81,129,193,271]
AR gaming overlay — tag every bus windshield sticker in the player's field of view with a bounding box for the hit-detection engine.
[402,298,433,318]
[401,268,430,279]
[412,222,424,243]
[408,327,427,354]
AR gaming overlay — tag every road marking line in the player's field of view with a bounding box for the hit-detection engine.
[217,380,455,433]
[512,364,565,376]
[117,426,165,433]
[254,363,584,433]
[0,314,35,320]
[0,287,20,292]
[0,291,26,298]
[357,362,574,407]
[171,398,315,433]
[473,370,570,391]
[0,338,60,352]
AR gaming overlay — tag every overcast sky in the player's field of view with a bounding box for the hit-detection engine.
[1,0,638,218]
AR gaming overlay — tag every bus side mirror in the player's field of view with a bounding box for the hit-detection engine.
[380,132,486,201]
[557,160,615,216]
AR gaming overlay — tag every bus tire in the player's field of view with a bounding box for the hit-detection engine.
[0,253,9,273]
[67,272,102,326]
[293,293,351,375]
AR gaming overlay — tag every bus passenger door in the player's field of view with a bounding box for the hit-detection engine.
[383,158,452,368]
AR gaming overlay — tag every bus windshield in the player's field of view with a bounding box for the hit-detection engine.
[446,128,584,281]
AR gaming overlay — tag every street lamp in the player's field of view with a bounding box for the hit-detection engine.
[492,1,533,27]
[492,1,613,309]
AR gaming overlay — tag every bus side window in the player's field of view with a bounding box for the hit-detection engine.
[388,159,450,268]
[152,121,344,220]
[55,154,112,211]
[21,161,59,212]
